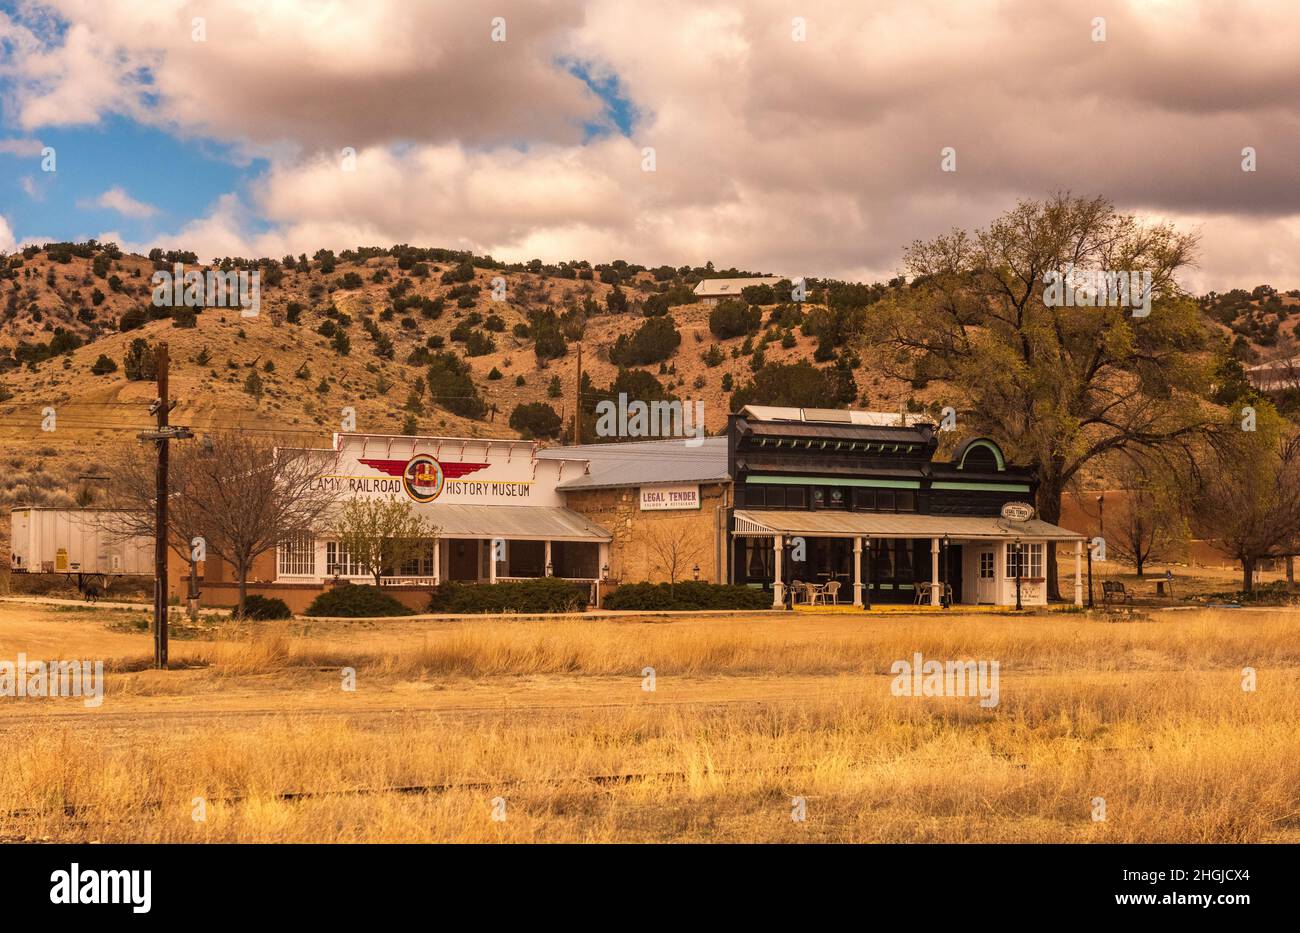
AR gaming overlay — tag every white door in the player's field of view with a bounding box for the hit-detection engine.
[977,550,996,603]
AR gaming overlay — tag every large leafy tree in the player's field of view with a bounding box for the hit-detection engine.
[863,194,1214,599]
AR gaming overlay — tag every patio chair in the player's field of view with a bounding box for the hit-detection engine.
[824,580,841,605]
[803,582,824,605]
[914,582,931,605]
[790,579,804,606]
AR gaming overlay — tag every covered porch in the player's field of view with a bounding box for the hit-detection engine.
[379,504,611,586]
[731,510,1086,609]
[283,504,612,588]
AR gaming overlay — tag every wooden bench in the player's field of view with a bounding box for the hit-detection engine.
[1101,580,1133,605]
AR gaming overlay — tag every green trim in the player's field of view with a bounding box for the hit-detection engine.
[958,438,1006,471]
[746,475,921,489]
[932,481,1031,492]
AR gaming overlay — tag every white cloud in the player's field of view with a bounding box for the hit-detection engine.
[0,138,44,156]
[2,0,1299,289]
[0,215,17,252]
[81,185,158,218]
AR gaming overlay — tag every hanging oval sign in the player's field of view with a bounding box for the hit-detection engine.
[1001,501,1035,522]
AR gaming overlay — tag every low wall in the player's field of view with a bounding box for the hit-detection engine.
[201,581,436,613]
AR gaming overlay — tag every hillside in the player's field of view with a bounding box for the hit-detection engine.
[1,241,1294,562]
[0,244,922,550]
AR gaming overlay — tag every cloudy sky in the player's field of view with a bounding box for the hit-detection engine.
[0,0,1297,292]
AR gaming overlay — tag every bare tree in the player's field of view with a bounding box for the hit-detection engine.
[102,440,207,614]
[107,431,338,616]
[332,497,437,587]
[641,521,708,587]
[1192,414,1300,593]
[1106,466,1189,576]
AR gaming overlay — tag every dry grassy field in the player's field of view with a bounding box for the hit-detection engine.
[0,601,1297,843]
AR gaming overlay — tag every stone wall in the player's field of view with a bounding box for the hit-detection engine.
[562,483,731,584]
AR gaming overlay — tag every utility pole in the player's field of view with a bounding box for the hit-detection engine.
[574,341,583,445]
[137,343,192,669]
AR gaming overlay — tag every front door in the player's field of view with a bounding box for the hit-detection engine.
[448,539,480,581]
[976,549,996,604]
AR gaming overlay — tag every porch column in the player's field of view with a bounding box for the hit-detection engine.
[599,541,610,579]
[1074,539,1084,606]
[863,538,872,609]
[852,536,863,607]
[432,537,441,586]
[544,540,553,577]
[930,537,941,606]
[489,538,499,584]
[772,534,784,609]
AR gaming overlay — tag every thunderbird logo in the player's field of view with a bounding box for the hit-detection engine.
[359,455,488,503]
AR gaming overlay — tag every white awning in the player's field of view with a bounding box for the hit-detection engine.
[732,509,1083,541]
[324,503,610,542]
[424,505,611,541]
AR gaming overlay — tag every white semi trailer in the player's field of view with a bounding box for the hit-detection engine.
[9,507,153,586]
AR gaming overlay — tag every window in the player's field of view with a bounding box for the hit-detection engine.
[325,540,364,577]
[785,486,807,509]
[743,485,766,508]
[1005,543,1044,579]
[278,533,315,576]
[811,488,825,509]
[895,490,916,512]
[876,490,895,512]
[826,487,847,509]
[398,541,435,577]
[853,488,875,511]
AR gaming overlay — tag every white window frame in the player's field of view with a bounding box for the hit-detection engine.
[1005,542,1044,579]
[325,540,364,577]
[278,532,315,577]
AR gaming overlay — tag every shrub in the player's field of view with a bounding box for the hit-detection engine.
[609,316,680,366]
[509,401,562,438]
[427,351,485,418]
[305,584,413,617]
[90,354,118,375]
[239,594,293,620]
[708,298,761,339]
[426,578,589,614]
[603,581,772,611]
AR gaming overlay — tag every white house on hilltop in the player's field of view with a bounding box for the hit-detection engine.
[692,277,783,305]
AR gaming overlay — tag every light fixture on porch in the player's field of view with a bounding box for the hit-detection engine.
[692,563,700,581]
[601,563,609,580]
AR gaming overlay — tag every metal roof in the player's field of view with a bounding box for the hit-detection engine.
[741,406,931,427]
[732,509,1084,540]
[325,503,610,541]
[539,436,730,490]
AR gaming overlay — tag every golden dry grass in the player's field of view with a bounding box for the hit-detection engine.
[0,604,1296,842]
